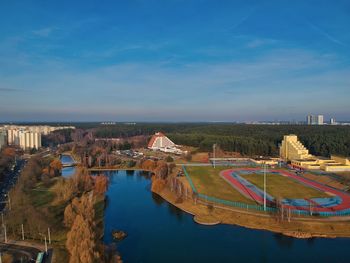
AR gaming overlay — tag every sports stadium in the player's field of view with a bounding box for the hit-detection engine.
[183,163,350,217]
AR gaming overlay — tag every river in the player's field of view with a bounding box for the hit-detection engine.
[61,154,76,178]
[101,170,350,263]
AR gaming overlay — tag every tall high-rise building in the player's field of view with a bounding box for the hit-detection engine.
[0,129,7,150]
[7,128,20,145]
[306,115,312,125]
[3,124,73,150]
[330,118,336,125]
[19,130,41,150]
[306,114,323,125]
[317,115,324,125]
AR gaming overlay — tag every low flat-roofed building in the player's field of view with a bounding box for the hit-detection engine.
[291,158,322,170]
[331,155,350,166]
[282,135,350,172]
[252,158,279,166]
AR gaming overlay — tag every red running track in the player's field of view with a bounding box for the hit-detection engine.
[220,168,350,213]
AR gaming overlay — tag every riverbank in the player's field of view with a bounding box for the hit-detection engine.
[152,181,350,239]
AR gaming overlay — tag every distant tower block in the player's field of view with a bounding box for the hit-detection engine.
[317,115,324,125]
[279,135,312,161]
[306,114,323,125]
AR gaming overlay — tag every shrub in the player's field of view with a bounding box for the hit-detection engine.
[165,156,174,162]
[127,160,136,168]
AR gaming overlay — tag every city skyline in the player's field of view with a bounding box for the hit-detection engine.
[1,1,350,122]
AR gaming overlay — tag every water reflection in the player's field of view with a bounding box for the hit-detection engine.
[62,166,76,178]
[126,170,134,176]
[101,170,350,263]
[273,233,295,249]
[167,202,184,222]
[151,192,165,206]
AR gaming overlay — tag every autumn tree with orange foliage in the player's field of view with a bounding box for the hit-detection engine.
[3,147,16,157]
[151,177,166,193]
[140,159,156,171]
[154,161,168,179]
[64,194,95,228]
[94,175,109,194]
[150,160,170,193]
[66,215,99,263]
[72,167,93,193]
[53,178,75,203]
[49,159,62,177]
[65,194,100,263]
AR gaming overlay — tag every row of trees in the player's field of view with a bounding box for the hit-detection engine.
[65,193,100,263]
[60,168,109,263]
[5,156,54,241]
[47,123,350,158]
[4,151,110,262]
[98,123,350,157]
[166,124,350,157]
[51,131,147,168]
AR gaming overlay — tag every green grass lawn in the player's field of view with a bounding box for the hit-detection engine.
[27,181,68,243]
[240,173,330,199]
[185,166,255,204]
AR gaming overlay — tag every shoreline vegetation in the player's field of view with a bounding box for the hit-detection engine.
[4,153,115,263]
[4,123,349,261]
[152,183,350,239]
[89,158,350,240]
[6,153,349,262]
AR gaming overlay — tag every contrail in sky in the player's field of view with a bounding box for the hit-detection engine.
[229,6,258,31]
[307,21,347,47]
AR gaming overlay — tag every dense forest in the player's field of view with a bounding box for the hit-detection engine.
[93,123,350,157]
[44,123,350,158]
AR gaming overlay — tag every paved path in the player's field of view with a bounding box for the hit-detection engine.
[0,240,52,263]
[0,242,40,262]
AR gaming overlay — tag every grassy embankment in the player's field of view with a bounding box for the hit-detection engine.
[25,178,105,262]
[23,179,68,261]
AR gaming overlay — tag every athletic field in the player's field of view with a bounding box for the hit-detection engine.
[184,166,255,204]
[185,165,350,215]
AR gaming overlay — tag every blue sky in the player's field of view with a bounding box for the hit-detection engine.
[0,0,349,122]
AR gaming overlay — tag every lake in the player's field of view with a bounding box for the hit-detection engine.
[103,170,350,263]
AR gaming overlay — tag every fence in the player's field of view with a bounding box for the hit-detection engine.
[182,165,350,217]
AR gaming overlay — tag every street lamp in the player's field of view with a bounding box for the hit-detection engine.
[263,162,267,211]
[213,144,217,168]
[39,233,48,254]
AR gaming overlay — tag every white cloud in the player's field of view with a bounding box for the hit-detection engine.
[246,38,277,48]
[0,46,349,121]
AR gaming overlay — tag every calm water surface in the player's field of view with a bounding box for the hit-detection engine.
[61,154,76,178]
[103,170,350,263]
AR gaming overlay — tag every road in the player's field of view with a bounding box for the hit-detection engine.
[0,158,25,212]
[0,242,40,262]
